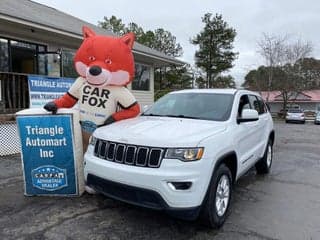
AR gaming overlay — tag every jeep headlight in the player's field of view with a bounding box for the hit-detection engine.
[165,148,204,161]
[89,136,97,146]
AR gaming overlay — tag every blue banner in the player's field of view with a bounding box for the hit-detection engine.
[17,114,77,195]
[28,75,75,108]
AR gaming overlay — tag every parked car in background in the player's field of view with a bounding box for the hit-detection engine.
[315,112,320,125]
[303,110,316,119]
[84,89,275,228]
[286,109,305,124]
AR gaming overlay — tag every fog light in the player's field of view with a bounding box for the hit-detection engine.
[168,181,192,190]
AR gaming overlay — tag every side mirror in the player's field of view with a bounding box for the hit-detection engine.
[237,109,259,124]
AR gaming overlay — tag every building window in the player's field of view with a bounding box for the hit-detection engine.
[37,53,47,76]
[11,40,39,74]
[11,40,37,50]
[61,49,77,78]
[0,36,46,74]
[0,38,9,72]
[132,63,150,91]
[46,53,61,77]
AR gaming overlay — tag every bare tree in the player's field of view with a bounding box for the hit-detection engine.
[279,39,313,112]
[257,33,313,115]
[284,39,313,65]
[257,33,288,101]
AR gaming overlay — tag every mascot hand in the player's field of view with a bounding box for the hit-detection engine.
[44,101,58,114]
[99,116,115,127]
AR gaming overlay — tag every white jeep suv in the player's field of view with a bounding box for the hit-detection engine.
[84,89,274,228]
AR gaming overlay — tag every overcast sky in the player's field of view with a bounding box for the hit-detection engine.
[33,0,320,85]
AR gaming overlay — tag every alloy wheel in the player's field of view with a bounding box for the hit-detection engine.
[215,175,230,217]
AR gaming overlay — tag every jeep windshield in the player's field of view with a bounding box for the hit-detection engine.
[142,92,234,121]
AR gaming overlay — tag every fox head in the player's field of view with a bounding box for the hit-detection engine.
[74,26,135,87]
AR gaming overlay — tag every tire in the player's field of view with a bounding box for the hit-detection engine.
[200,164,232,228]
[255,139,273,174]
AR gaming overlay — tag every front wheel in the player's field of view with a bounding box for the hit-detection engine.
[200,164,232,228]
[255,139,273,174]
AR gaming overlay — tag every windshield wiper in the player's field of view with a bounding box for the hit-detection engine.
[142,113,201,119]
[141,113,165,117]
[162,114,201,119]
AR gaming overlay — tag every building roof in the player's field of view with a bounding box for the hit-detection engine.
[260,90,320,102]
[0,0,185,67]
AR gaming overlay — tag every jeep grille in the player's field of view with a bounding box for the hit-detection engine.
[93,139,165,168]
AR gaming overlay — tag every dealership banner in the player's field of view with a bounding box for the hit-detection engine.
[28,75,74,108]
[16,114,78,196]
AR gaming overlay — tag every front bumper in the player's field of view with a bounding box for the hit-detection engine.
[86,174,201,220]
[286,117,305,123]
[84,145,212,210]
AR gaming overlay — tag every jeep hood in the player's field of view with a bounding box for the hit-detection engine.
[93,116,227,147]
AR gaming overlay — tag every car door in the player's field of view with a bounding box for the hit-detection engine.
[249,95,270,157]
[235,94,261,174]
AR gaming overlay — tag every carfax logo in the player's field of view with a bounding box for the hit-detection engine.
[31,165,68,191]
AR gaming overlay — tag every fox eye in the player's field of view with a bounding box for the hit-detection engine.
[105,59,112,64]
[88,56,95,61]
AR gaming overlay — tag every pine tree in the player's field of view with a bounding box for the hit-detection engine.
[192,13,237,88]
[98,15,126,35]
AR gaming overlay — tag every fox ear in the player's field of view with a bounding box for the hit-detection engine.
[120,32,135,49]
[82,26,96,38]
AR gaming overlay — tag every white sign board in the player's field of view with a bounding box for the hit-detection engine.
[28,75,75,108]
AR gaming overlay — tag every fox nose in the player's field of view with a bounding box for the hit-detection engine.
[89,65,102,76]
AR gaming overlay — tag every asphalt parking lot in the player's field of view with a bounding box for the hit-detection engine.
[0,121,319,240]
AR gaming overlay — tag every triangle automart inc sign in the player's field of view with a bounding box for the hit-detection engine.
[17,114,78,196]
[27,75,75,108]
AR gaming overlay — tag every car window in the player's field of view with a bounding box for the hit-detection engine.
[238,94,251,117]
[249,95,266,115]
[288,109,303,113]
[248,95,260,113]
[143,92,234,121]
[257,96,268,114]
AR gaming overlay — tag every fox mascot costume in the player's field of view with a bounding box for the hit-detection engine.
[44,26,140,150]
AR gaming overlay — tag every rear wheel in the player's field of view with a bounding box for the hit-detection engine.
[255,139,273,174]
[200,164,232,228]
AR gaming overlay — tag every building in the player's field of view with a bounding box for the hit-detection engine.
[0,0,184,116]
[0,0,184,155]
[260,90,320,114]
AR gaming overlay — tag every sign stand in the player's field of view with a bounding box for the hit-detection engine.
[16,108,84,196]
